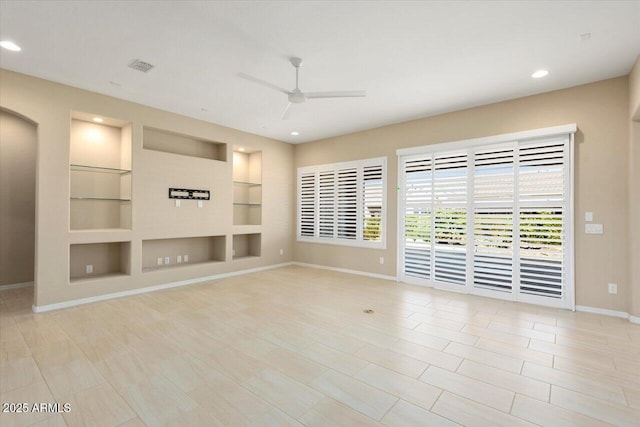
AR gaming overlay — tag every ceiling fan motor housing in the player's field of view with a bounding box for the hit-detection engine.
[289,89,306,103]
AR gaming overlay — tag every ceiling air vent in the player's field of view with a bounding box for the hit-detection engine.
[128,59,155,73]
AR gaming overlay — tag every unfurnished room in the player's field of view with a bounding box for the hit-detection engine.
[1,1,640,426]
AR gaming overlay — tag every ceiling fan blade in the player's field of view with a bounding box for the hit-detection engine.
[281,102,292,120]
[305,90,366,99]
[237,72,291,95]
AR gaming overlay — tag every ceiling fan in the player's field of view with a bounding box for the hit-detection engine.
[238,57,366,119]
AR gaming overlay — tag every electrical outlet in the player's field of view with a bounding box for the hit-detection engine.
[279,249,284,255]
[86,264,93,274]
[157,257,163,266]
[379,257,384,265]
[177,255,182,263]
[183,254,189,263]
[608,283,618,294]
[164,256,170,265]
[585,223,604,234]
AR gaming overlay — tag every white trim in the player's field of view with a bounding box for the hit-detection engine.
[396,124,577,156]
[567,133,576,311]
[630,315,640,324]
[32,263,293,313]
[298,157,387,174]
[0,281,34,291]
[296,237,386,250]
[291,261,397,282]
[575,305,630,319]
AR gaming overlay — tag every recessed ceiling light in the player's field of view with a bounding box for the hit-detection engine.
[238,147,246,152]
[0,40,21,51]
[532,69,549,79]
[290,131,300,136]
[92,117,104,123]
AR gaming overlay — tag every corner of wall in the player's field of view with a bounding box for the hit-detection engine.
[628,55,640,318]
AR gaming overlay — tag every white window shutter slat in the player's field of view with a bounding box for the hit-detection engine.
[299,172,316,237]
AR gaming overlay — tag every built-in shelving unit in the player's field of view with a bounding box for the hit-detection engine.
[143,127,227,162]
[69,113,132,230]
[70,241,131,282]
[233,233,261,260]
[141,236,226,272]
[233,148,262,225]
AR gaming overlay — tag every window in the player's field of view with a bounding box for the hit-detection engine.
[398,125,575,309]
[297,157,386,248]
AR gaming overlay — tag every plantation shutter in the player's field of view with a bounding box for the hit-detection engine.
[403,156,433,279]
[363,165,383,241]
[299,172,316,237]
[298,158,386,248]
[337,168,358,240]
[517,138,567,300]
[433,152,468,286]
[473,145,515,293]
[318,171,336,238]
[398,125,574,309]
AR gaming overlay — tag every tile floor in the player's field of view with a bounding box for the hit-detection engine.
[1,265,639,426]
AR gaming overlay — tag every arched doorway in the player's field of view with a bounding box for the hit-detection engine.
[0,109,37,295]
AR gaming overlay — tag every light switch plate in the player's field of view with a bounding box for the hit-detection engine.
[585,211,593,222]
[175,199,181,208]
[585,223,604,234]
[197,200,203,208]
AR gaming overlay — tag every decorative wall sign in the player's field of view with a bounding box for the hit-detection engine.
[168,188,210,200]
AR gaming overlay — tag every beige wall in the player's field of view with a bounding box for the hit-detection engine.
[294,77,630,312]
[0,110,37,286]
[629,56,640,317]
[0,69,294,307]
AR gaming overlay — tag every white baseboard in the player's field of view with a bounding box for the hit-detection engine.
[291,261,397,281]
[32,262,293,313]
[0,281,34,291]
[575,305,629,319]
[576,305,640,324]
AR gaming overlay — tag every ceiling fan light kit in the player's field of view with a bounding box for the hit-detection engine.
[239,57,366,119]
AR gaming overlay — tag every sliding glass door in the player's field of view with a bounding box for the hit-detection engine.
[398,130,574,308]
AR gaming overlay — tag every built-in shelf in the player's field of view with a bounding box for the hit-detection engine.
[233,181,262,187]
[70,114,132,230]
[233,150,262,226]
[142,260,221,273]
[233,233,261,260]
[70,164,131,174]
[71,197,132,202]
[70,272,128,284]
[143,127,227,162]
[141,236,226,273]
[70,241,131,282]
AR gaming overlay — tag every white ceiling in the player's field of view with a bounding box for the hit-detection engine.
[1,1,639,144]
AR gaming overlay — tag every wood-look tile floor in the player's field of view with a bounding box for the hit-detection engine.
[1,265,640,426]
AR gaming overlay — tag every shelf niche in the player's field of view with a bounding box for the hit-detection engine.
[70,241,131,282]
[233,233,261,260]
[143,127,227,162]
[141,235,226,272]
[70,114,132,230]
[233,149,262,225]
